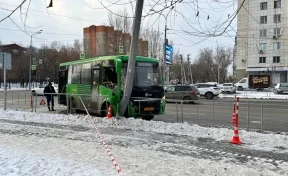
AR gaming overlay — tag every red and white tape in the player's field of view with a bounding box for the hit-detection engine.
[78,97,124,176]
[95,127,124,176]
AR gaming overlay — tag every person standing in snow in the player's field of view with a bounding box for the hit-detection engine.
[43,82,56,111]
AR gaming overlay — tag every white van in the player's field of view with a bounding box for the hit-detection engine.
[234,77,248,91]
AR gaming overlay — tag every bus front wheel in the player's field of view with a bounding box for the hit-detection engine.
[142,115,154,121]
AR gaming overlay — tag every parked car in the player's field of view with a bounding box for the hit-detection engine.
[165,85,200,103]
[194,83,220,99]
[31,84,58,95]
[274,83,288,94]
[221,83,236,94]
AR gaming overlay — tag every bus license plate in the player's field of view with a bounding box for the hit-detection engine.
[144,107,154,111]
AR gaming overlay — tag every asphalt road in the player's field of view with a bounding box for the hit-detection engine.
[1,90,288,132]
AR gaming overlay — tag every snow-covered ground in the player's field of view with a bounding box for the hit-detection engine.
[219,91,288,99]
[0,110,288,175]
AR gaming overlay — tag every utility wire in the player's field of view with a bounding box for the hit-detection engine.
[0,0,27,22]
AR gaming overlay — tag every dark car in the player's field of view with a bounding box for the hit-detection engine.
[165,85,200,103]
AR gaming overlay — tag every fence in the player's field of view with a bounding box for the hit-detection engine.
[1,91,287,133]
[159,99,288,133]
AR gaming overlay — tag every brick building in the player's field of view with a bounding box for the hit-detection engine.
[83,25,148,58]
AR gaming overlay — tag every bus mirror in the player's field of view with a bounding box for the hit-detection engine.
[115,59,122,73]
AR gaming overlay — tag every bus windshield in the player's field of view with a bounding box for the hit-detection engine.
[122,62,161,88]
[135,62,161,87]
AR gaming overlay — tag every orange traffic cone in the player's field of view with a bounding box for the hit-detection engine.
[230,127,242,145]
[107,105,112,119]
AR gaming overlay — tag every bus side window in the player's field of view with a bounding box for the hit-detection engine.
[93,70,100,85]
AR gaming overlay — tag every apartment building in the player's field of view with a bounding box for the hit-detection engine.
[83,25,148,58]
[236,0,288,84]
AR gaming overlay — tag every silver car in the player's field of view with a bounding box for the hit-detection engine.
[165,85,200,103]
[221,83,236,94]
[274,83,288,94]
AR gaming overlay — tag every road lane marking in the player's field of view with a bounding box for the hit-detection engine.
[251,121,261,124]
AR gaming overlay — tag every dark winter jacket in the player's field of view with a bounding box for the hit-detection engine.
[43,85,56,96]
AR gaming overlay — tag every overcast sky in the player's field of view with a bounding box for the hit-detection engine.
[0,0,237,65]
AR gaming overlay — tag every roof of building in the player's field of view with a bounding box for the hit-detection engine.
[0,44,27,52]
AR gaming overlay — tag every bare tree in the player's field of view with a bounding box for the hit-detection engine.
[141,27,163,59]
[214,45,233,83]
[108,9,132,33]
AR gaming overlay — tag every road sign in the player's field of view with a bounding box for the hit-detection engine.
[80,52,85,59]
[165,45,173,65]
[119,46,124,54]
[0,52,12,70]
[31,65,36,70]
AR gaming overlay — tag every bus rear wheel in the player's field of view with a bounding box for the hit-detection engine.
[142,115,154,121]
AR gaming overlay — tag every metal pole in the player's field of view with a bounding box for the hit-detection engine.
[34,95,37,112]
[29,35,32,90]
[261,102,263,132]
[18,92,19,105]
[69,95,72,114]
[67,94,69,115]
[213,101,215,120]
[29,30,42,91]
[196,101,199,119]
[181,100,183,123]
[163,7,174,87]
[176,101,178,122]
[282,104,284,124]
[218,65,220,83]
[183,63,187,84]
[217,42,220,83]
[247,101,250,131]
[119,0,144,116]
[163,23,167,86]
[138,99,140,116]
[167,66,170,86]
[3,52,7,111]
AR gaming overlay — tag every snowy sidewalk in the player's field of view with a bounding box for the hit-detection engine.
[0,110,288,175]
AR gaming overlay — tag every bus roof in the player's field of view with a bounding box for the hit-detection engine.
[59,55,159,66]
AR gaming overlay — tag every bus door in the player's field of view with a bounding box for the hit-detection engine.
[91,68,102,114]
[58,66,68,105]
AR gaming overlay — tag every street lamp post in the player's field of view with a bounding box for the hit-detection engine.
[216,41,220,83]
[29,30,43,90]
[151,7,174,86]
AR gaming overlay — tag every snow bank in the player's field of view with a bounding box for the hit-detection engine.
[0,110,288,153]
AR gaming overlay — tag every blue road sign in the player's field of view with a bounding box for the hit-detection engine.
[165,45,173,64]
